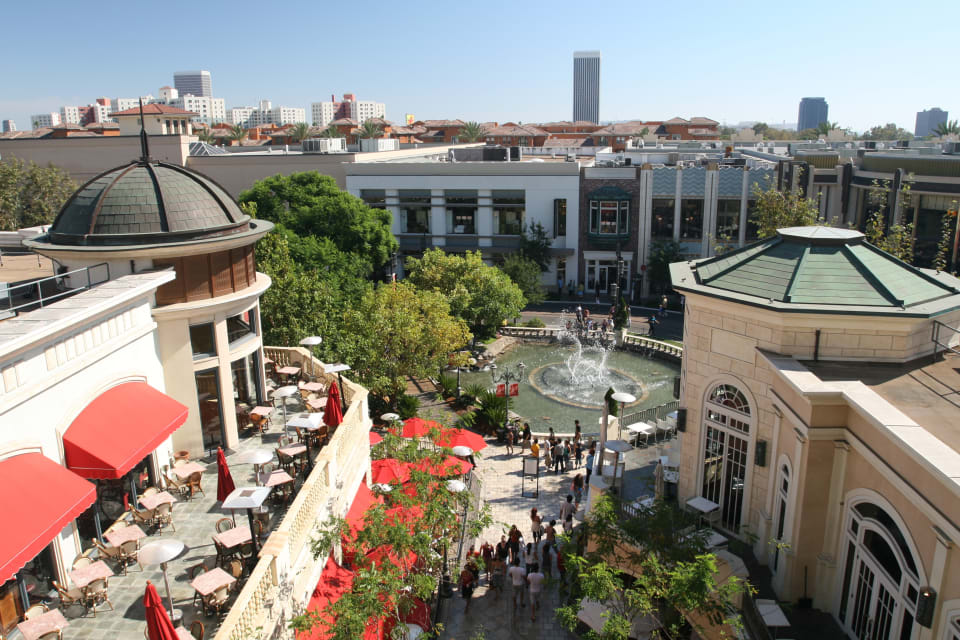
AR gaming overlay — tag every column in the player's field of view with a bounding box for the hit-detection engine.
[477,189,493,248]
[385,189,400,236]
[813,440,850,611]
[739,168,749,247]
[640,165,654,299]
[703,164,718,257]
[214,316,240,449]
[429,189,446,248]
[673,169,683,242]
[922,527,954,640]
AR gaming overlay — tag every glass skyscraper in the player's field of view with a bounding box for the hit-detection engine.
[573,51,601,124]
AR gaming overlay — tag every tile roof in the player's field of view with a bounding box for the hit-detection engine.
[109,104,198,117]
[420,119,465,127]
[542,137,590,148]
[689,117,719,125]
[592,122,653,135]
[663,117,690,125]
[329,118,358,126]
[485,124,547,137]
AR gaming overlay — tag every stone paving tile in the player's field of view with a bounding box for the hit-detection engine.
[439,426,678,640]
[60,402,305,640]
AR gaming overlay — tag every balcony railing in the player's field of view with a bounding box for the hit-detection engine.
[213,346,371,640]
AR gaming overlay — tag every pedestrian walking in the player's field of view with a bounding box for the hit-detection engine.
[574,440,583,468]
[530,508,543,544]
[560,494,575,533]
[586,445,596,485]
[545,520,557,545]
[540,541,553,578]
[459,565,475,612]
[507,557,527,610]
[573,420,582,443]
[505,429,514,455]
[552,441,562,473]
[508,525,521,563]
[490,558,505,600]
[648,315,659,337]
[527,568,545,622]
[660,295,669,317]
[481,541,494,583]
[564,438,572,471]
[530,438,540,460]
[523,542,539,573]
[572,473,584,508]
[496,535,510,563]
[544,441,552,470]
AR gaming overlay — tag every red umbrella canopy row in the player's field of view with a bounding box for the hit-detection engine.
[371,456,472,487]
[395,418,487,452]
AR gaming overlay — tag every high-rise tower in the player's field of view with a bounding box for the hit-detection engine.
[573,51,601,124]
[173,70,212,97]
[797,97,828,132]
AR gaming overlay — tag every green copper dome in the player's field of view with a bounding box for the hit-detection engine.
[672,226,960,313]
[48,161,250,246]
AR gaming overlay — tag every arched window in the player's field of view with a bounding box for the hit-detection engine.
[838,500,920,640]
[700,382,753,533]
[948,615,960,640]
[773,462,790,571]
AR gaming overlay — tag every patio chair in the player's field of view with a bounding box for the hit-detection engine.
[257,461,274,477]
[252,519,265,543]
[294,427,305,443]
[24,603,48,619]
[204,585,230,618]
[164,473,189,499]
[36,631,62,640]
[129,505,156,529]
[212,537,236,568]
[190,620,205,639]
[215,518,235,534]
[276,449,295,474]
[250,412,268,436]
[278,435,292,447]
[83,578,113,617]
[72,555,92,570]
[238,541,256,565]
[155,502,175,533]
[227,559,244,586]
[119,539,140,575]
[52,580,84,611]
[655,418,672,442]
[94,540,122,567]
[187,471,205,499]
[189,564,207,609]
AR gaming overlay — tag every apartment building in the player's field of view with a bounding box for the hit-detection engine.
[346,153,581,288]
[311,93,385,127]
[170,95,226,125]
[30,112,60,129]
[1,120,15,133]
[173,70,212,97]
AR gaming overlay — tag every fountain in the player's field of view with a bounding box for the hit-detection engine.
[460,311,679,434]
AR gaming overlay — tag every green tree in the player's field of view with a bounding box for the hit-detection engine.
[195,127,217,144]
[933,120,960,137]
[862,123,912,140]
[320,124,340,138]
[557,493,749,640]
[405,249,525,339]
[0,157,77,231]
[458,121,488,143]
[519,221,552,270]
[239,171,398,274]
[288,122,311,143]
[797,128,820,140]
[864,177,915,263]
[500,254,546,305]
[646,240,682,294]
[356,120,383,139]
[749,179,820,239]
[815,121,840,136]
[752,122,769,136]
[227,123,247,146]
[340,281,471,402]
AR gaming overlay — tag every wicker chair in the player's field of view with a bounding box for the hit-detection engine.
[128,505,156,529]
[83,578,113,617]
[227,559,244,587]
[155,502,175,533]
[215,518,235,534]
[36,630,62,640]
[72,556,92,570]
[118,539,140,575]
[190,620,205,639]
[52,580,84,611]
[164,473,189,499]
[187,471,204,499]
[189,564,208,610]
[24,603,48,619]
[94,540,122,567]
[212,537,235,568]
[204,585,229,618]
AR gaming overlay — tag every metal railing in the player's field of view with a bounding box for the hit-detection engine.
[0,263,110,318]
[932,319,960,361]
[622,400,680,428]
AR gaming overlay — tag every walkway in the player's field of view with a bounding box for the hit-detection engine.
[438,426,678,640]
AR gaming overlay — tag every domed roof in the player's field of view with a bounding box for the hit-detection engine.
[47,160,251,246]
[671,226,960,315]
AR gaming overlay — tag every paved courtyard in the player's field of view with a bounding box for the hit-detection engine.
[55,405,302,640]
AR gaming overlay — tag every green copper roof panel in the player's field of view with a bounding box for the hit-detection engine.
[697,238,776,280]
[789,246,890,305]
[707,241,803,300]
[847,244,953,306]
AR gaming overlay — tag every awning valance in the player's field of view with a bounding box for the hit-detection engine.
[0,453,96,583]
[63,381,188,479]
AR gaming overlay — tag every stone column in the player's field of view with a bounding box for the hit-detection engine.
[429,189,446,248]
[813,440,850,611]
[477,189,493,248]
[673,168,683,242]
[920,527,953,640]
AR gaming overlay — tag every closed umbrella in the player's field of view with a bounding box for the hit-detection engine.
[216,447,236,502]
[654,460,665,501]
[143,581,178,640]
[325,382,343,428]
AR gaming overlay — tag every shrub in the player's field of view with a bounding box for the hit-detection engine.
[397,394,420,419]
[523,317,545,328]
[438,374,458,398]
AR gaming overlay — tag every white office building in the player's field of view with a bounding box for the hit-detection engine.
[311,98,385,127]
[573,51,601,124]
[158,86,178,103]
[266,106,306,126]
[60,106,81,125]
[114,96,155,112]
[1,120,15,133]
[228,107,257,127]
[170,95,226,125]
[311,102,338,127]
[173,70,212,98]
[349,101,386,124]
[31,112,61,129]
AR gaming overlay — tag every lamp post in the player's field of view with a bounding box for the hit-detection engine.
[611,391,637,440]
[272,386,298,438]
[299,336,322,379]
[490,362,525,433]
[139,539,185,621]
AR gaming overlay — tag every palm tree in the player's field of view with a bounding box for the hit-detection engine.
[816,121,840,136]
[458,121,488,143]
[320,125,340,138]
[196,128,217,144]
[357,120,384,139]
[227,124,247,146]
[289,122,310,143]
[933,120,960,137]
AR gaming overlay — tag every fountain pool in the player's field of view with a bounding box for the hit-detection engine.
[459,342,679,435]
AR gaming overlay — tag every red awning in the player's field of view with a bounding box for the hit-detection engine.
[0,453,96,583]
[63,382,188,479]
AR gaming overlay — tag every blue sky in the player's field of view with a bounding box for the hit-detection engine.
[2,0,956,132]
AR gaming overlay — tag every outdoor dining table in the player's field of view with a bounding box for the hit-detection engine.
[171,461,206,480]
[276,366,301,383]
[69,559,114,589]
[686,496,721,526]
[300,381,325,392]
[306,397,326,411]
[250,405,273,418]
[17,608,69,640]
[258,469,295,488]
[625,422,655,447]
[175,627,194,640]
[104,523,146,547]
[190,566,237,597]
[278,444,307,458]
[139,490,176,511]
[213,524,252,550]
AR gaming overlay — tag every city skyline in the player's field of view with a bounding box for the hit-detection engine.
[1,0,957,133]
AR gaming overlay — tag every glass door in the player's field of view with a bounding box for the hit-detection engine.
[846,554,899,640]
[597,267,609,294]
[195,368,225,453]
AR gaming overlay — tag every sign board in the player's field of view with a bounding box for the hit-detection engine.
[495,383,506,397]
[523,456,539,476]
[509,383,519,397]
[405,114,415,125]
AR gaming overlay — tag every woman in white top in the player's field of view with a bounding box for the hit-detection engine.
[523,542,539,573]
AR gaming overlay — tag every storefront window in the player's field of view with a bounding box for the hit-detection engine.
[445,192,477,234]
[195,369,225,452]
[399,190,431,234]
[190,323,216,359]
[680,199,704,240]
[0,545,56,633]
[716,199,741,240]
[494,191,525,235]
[227,310,257,346]
[652,199,675,240]
[589,200,629,235]
[360,189,386,210]
[232,351,262,407]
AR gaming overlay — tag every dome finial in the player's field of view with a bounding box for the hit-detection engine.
[138,98,151,162]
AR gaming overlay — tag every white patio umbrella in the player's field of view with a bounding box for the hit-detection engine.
[139,539,185,619]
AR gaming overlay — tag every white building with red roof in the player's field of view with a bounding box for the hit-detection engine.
[109,103,198,136]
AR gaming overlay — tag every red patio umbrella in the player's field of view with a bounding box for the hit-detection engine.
[324,382,343,428]
[434,427,487,452]
[371,458,410,485]
[143,581,178,640]
[399,417,443,439]
[369,432,383,445]
[216,447,236,502]
[409,455,473,478]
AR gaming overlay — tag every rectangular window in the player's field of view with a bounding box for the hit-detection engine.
[680,199,704,240]
[195,368,224,450]
[399,190,431,233]
[190,323,216,358]
[231,351,262,406]
[554,199,567,236]
[360,189,386,210]
[652,199,675,240]
[589,200,629,234]
[227,310,257,346]
[716,199,741,240]
[493,190,524,235]
[445,191,477,234]
[745,200,760,241]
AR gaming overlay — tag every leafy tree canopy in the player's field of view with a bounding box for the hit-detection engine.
[499,254,546,305]
[933,120,960,137]
[749,179,820,239]
[0,157,77,231]
[240,171,398,274]
[405,249,525,339]
[519,221,552,271]
[458,121,488,143]
[646,240,683,293]
[861,123,912,140]
[339,281,471,402]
